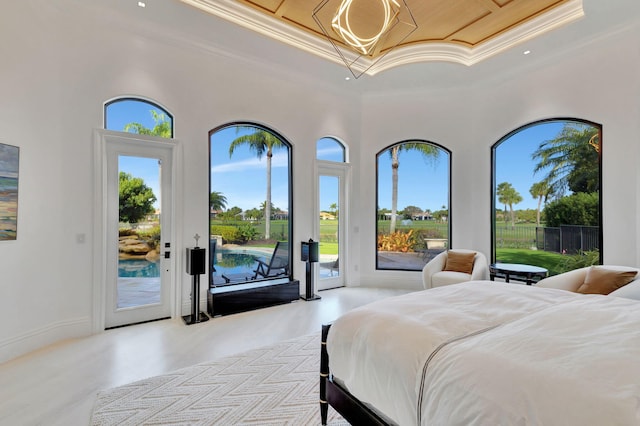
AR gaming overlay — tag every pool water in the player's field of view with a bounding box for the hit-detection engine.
[118,251,270,280]
[214,252,263,273]
[119,259,160,278]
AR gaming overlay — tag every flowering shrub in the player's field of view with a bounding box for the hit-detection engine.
[377,230,416,252]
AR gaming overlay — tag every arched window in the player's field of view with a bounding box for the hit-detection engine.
[317,137,346,162]
[491,118,602,278]
[104,98,174,138]
[376,140,451,271]
[209,123,292,286]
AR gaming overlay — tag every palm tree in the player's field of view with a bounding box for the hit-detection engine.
[388,142,439,233]
[229,128,286,239]
[496,182,522,229]
[329,202,338,219]
[529,181,553,226]
[209,191,227,212]
[124,110,171,138]
[532,124,599,195]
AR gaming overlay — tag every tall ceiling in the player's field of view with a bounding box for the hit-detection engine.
[239,0,573,54]
[179,0,585,77]
[89,0,639,93]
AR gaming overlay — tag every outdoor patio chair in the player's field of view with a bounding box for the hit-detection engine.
[330,258,339,276]
[209,239,217,273]
[253,241,289,279]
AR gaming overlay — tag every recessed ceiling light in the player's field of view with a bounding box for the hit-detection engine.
[345,77,351,81]
[138,1,146,7]
[523,50,531,55]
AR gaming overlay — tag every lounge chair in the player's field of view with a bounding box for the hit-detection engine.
[330,258,339,276]
[319,258,339,277]
[253,241,289,279]
[209,239,217,273]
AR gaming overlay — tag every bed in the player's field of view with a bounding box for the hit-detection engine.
[320,281,640,425]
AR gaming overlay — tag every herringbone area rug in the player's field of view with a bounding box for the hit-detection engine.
[91,332,349,425]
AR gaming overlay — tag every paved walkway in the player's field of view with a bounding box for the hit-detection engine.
[377,250,440,270]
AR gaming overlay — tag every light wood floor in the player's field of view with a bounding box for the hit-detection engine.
[0,286,413,425]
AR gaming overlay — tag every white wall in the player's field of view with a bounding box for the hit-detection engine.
[0,0,361,362]
[1,0,638,362]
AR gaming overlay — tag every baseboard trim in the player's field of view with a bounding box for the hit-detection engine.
[0,316,91,364]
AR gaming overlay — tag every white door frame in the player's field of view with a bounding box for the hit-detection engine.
[92,129,181,332]
[315,160,350,290]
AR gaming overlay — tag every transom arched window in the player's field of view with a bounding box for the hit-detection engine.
[104,98,174,138]
[317,137,346,162]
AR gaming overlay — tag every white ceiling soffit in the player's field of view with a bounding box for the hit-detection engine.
[179,0,584,76]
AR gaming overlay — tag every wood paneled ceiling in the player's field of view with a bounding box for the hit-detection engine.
[240,0,572,54]
[180,0,584,75]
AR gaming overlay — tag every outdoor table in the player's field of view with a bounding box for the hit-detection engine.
[489,263,548,285]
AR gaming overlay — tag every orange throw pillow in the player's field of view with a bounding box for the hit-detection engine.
[443,251,476,274]
[576,267,637,295]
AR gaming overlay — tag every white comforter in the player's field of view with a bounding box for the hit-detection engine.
[326,282,640,425]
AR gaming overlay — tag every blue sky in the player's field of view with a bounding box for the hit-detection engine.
[107,99,570,213]
[210,126,290,211]
[377,147,449,213]
[494,121,564,210]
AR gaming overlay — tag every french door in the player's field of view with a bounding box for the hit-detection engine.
[96,131,175,329]
[317,162,347,290]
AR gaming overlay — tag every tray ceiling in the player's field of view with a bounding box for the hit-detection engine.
[180,0,584,76]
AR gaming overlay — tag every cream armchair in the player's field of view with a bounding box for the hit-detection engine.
[422,249,490,289]
[536,265,640,299]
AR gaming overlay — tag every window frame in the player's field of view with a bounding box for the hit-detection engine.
[316,136,347,163]
[490,117,603,266]
[375,139,452,271]
[208,121,294,283]
[104,97,174,138]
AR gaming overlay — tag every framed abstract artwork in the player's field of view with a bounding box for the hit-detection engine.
[0,143,19,241]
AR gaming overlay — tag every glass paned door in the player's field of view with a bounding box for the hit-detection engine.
[105,138,173,328]
[116,156,162,309]
[317,165,346,290]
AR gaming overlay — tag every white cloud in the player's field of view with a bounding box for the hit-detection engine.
[211,151,288,174]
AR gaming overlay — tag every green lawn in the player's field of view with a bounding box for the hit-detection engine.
[213,219,576,274]
[496,248,565,276]
[318,242,338,255]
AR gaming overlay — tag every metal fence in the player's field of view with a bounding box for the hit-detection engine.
[495,226,537,249]
[496,225,600,254]
[536,225,600,254]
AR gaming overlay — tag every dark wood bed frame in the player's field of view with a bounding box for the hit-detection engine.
[320,324,393,425]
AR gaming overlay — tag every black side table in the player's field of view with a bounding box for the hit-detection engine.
[490,263,548,285]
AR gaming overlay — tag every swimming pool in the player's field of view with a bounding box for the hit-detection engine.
[118,250,272,281]
[212,250,269,282]
[119,259,160,278]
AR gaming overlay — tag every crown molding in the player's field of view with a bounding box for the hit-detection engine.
[179,0,584,76]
